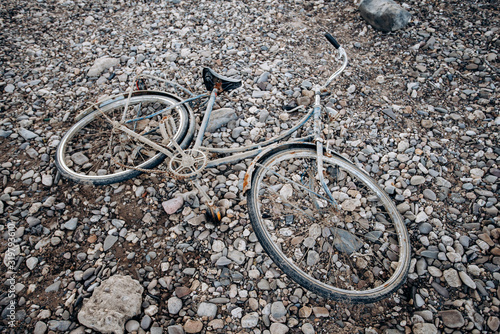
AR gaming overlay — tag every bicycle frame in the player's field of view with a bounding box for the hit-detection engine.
[105,41,348,187]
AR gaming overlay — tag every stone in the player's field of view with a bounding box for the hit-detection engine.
[410,175,426,185]
[299,306,312,318]
[459,271,476,289]
[312,307,329,317]
[359,0,411,32]
[487,316,500,332]
[26,257,39,270]
[332,228,363,254]
[64,218,78,230]
[103,234,118,251]
[241,312,259,328]
[167,324,185,334]
[45,281,61,293]
[271,301,287,319]
[184,319,203,333]
[175,286,191,298]
[18,128,38,140]
[439,310,465,328]
[78,275,143,334]
[141,315,151,330]
[88,57,120,77]
[206,108,237,132]
[197,302,217,318]
[34,321,47,334]
[270,323,289,334]
[162,196,184,214]
[125,320,140,332]
[413,323,437,334]
[301,323,315,334]
[168,297,183,314]
[443,268,461,287]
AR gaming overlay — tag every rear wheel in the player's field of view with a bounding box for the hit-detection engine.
[247,146,410,303]
[55,92,193,185]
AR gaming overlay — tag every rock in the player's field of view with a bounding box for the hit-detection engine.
[168,297,183,314]
[18,128,38,140]
[332,228,363,254]
[45,281,61,293]
[206,108,237,132]
[4,83,15,93]
[439,310,465,328]
[301,323,315,334]
[33,321,47,334]
[88,57,120,77]
[183,319,203,333]
[241,312,259,328]
[487,316,500,332]
[175,286,192,298]
[103,234,118,251]
[78,275,143,334]
[359,0,411,32]
[443,268,461,287]
[197,302,217,318]
[270,323,289,334]
[141,315,151,330]
[162,196,184,214]
[413,323,438,334]
[410,175,426,185]
[271,301,287,319]
[48,320,72,331]
[64,218,78,230]
[312,307,329,317]
[26,257,39,270]
[167,324,185,334]
[125,320,140,332]
[459,271,476,289]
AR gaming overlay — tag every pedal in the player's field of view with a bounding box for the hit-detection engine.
[206,205,222,224]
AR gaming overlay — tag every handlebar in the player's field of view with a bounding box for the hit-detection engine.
[321,33,348,90]
[324,33,340,49]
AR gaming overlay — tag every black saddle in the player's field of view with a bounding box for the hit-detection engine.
[202,68,242,92]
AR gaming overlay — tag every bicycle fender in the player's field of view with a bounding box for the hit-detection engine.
[242,142,354,194]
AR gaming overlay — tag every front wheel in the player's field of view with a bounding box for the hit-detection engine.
[55,92,194,185]
[247,146,410,303]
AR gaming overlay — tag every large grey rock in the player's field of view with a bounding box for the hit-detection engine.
[359,0,411,32]
[78,275,143,334]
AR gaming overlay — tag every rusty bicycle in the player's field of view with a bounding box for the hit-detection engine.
[55,34,410,303]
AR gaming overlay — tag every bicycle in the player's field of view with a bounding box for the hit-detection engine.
[55,34,411,303]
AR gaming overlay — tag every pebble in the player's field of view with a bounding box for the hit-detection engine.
[270,323,289,334]
[197,302,217,318]
[184,319,203,333]
[440,310,465,328]
[241,312,259,328]
[443,268,462,287]
[168,297,183,314]
[162,196,184,214]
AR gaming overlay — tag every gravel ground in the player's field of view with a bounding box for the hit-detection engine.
[1,0,499,333]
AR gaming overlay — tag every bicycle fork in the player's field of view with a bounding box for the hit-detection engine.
[312,87,340,211]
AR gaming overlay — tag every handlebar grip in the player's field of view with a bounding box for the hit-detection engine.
[325,33,341,49]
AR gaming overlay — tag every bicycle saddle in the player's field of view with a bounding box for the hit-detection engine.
[202,68,242,92]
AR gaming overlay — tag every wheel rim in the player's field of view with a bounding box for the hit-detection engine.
[250,148,410,301]
[56,94,189,183]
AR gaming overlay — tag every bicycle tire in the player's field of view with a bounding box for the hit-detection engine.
[55,92,194,185]
[247,145,410,303]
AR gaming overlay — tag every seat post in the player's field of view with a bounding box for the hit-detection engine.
[193,89,217,150]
